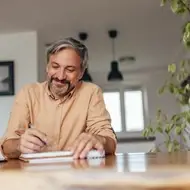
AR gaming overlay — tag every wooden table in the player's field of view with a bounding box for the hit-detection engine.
[1,151,190,190]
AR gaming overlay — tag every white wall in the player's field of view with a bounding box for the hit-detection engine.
[37,31,46,82]
[0,31,38,136]
[116,141,155,153]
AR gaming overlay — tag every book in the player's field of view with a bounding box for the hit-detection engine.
[19,150,105,164]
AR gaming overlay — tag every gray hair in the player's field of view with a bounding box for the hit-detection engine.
[46,37,88,70]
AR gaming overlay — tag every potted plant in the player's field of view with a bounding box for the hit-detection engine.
[142,0,190,152]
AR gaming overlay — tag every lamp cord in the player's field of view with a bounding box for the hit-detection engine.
[112,38,116,61]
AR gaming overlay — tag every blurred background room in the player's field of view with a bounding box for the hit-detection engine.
[0,0,187,154]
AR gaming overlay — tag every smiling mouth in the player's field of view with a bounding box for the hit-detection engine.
[54,80,65,85]
[53,79,68,85]
[52,80,71,90]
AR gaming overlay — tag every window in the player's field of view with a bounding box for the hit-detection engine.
[124,90,144,131]
[103,88,145,135]
[103,92,122,132]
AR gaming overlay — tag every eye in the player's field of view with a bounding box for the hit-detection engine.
[66,68,75,72]
[52,64,59,69]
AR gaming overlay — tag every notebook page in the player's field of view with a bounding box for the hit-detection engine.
[0,151,6,161]
[20,150,105,161]
[20,151,73,159]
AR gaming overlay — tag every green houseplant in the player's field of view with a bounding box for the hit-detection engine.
[142,0,190,152]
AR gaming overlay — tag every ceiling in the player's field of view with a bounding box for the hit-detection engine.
[0,0,187,74]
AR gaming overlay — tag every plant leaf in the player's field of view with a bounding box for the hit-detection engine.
[157,126,163,133]
[180,60,186,67]
[161,0,167,6]
[168,142,173,152]
[185,22,190,33]
[142,128,148,137]
[165,124,172,133]
[182,135,187,143]
[170,0,187,14]
[175,125,182,135]
[168,63,176,73]
[149,147,160,153]
[158,85,165,94]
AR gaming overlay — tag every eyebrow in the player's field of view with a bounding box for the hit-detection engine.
[51,61,77,68]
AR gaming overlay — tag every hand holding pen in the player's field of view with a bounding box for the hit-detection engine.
[15,123,48,154]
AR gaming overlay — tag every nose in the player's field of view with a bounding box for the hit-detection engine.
[57,69,67,80]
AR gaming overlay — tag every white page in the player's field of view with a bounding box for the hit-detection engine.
[20,150,105,162]
[20,151,73,159]
[0,151,6,161]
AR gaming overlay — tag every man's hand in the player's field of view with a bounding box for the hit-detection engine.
[69,133,106,159]
[18,128,47,153]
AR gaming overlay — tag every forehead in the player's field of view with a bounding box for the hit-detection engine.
[49,48,81,67]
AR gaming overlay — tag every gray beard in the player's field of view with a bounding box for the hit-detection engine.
[48,80,72,98]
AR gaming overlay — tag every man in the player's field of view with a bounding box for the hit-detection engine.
[1,37,117,159]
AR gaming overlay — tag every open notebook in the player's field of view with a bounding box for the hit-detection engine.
[19,150,105,164]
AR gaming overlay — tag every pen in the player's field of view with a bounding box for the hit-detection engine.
[28,123,47,145]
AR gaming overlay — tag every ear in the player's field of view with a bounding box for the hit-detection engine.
[46,63,49,73]
[79,68,85,80]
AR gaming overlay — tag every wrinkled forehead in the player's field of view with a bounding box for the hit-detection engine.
[48,48,82,68]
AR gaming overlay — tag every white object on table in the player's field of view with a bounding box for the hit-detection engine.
[20,151,73,159]
[0,151,6,162]
[20,150,105,164]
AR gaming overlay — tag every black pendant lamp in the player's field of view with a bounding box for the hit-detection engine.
[79,32,93,82]
[108,60,123,81]
[107,30,123,81]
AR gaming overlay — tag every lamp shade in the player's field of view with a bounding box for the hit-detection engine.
[81,68,92,82]
[108,61,123,81]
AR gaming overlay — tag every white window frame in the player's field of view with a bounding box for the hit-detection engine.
[103,85,147,139]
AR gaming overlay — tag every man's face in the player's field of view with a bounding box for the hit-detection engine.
[46,48,84,97]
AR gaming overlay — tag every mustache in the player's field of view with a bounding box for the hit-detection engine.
[51,77,71,85]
